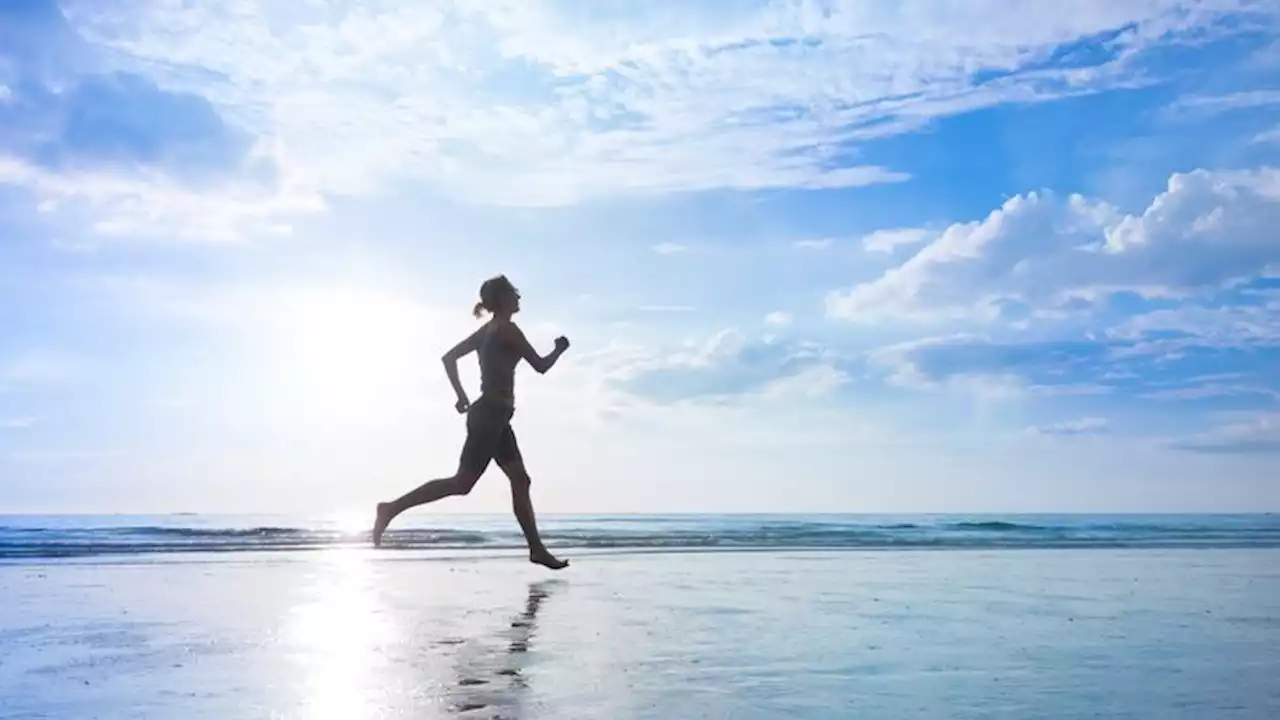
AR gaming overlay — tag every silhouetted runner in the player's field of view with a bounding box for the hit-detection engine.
[373,275,570,570]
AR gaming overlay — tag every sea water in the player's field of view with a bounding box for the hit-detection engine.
[3,513,1278,558]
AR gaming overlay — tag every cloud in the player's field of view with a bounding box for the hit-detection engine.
[1108,300,1280,350]
[0,3,324,242]
[867,335,1109,400]
[0,156,323,243]
[1171,412,1280,454]
[3,71,254,180]
[1,417,36,430]
[792,238,834,250]
[651,242,689,255]
[1143,384,1280,401]
[827,167,1280,323]
[609,329,851,404]
[764,311,793,326]
[1168,89,1280,116]
[1025,417,1109,436]
[862,228,932,254]
[0,350,78,388]
[866,328,1279,413]
[25,0,1273,210]
[1256,125,1280,144]
[638,304,695,312]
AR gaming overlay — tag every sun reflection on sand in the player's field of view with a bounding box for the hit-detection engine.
[285,549,395,720]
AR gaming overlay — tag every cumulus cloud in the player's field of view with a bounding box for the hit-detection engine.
[827,167,1280,323]
[25,0,1273,211]
[764,311,793,326]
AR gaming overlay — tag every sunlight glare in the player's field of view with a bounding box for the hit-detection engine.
[263,286,435,419]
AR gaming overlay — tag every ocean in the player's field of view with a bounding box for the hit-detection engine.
[2,514,1278,718]
[3,512,1279,559]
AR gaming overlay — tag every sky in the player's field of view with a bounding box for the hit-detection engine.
[1,0,1279,515]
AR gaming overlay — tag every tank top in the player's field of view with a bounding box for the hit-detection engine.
[478,321,521,403]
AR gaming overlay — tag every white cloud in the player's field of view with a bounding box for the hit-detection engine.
[827,167,1280,323]
[1025,417,1109,436]
[0,351,79,388]
[862,228,932,254]
[638,304,695,312]
[868,335,1027,400]
[1143,384,1280,401]
[1109,301,1280,349]
[603,328,854,404]
[792,238,834,250]
[0,84,11,102]
[0,156,324,243]
[1256,125,1280,144]
[1172,412,1280,454]
[47,0,1276,208]
[1,417,36,430]
[759,364,849,400]
[764,311,793,326]
[1169,89,1280,115]
[867,334,1119,401]
[651,242,689,255]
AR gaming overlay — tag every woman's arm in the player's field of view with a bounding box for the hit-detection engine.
[501,322,568,374]
[442,327,484,406]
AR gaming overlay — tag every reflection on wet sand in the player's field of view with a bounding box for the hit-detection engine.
[446,580,561,718]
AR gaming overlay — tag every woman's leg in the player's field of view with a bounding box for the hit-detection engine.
[372,468,481,546]
[494,426,567,569]
[372,409,495,547]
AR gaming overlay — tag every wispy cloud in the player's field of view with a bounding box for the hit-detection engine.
[791,238,834,250]
[1255,125,1280,144]
[1025,417,1109,436]
[862,228,932,254]
[22,0,1271,217]
[764,311,793,326]
[1172,413,1280,454]
[651,242,689,255]
[610,329,851,404]
[1168,89,1280,116]
[1,417,36,430]
[638,304,695,313]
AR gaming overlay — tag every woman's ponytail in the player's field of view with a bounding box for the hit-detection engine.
[472,300,488,318]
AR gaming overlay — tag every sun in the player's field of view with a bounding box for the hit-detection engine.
[261,286,433,418]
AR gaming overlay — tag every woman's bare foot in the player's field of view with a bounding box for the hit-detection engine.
[372,502,395,547]
[529,550,568,570]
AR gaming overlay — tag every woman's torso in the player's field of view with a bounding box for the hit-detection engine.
[477,319,520,404]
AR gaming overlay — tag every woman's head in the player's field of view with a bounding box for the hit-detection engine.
[473,275,521,318]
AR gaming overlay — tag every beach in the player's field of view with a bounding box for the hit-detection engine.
[2,516,1278,719]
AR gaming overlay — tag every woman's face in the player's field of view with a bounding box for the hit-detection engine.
[503,286,521,314]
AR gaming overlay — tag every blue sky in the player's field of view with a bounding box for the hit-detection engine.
[2,0,1279,514]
